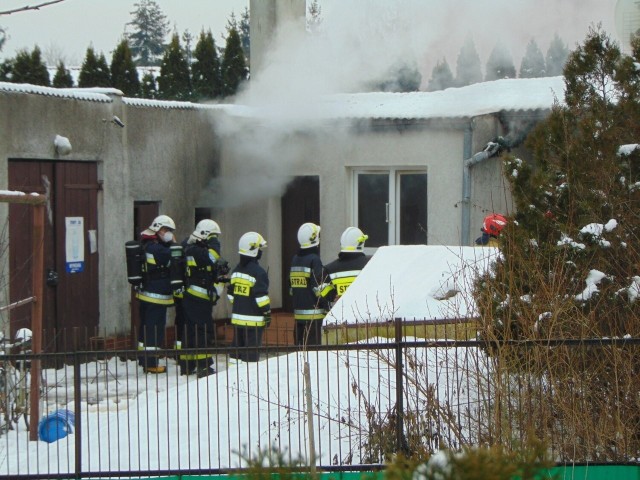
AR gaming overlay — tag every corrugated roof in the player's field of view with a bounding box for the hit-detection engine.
[0,82,115,102]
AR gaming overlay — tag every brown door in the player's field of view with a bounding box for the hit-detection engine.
[280,176,320,312]
[130,202,160,335]
[9,160,100,351]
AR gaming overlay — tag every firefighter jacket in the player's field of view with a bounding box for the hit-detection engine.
[184,238,222,303]
[228,256,270,327]
[136,235,174,306]
[289,247,328,321]
[320,252,371,303]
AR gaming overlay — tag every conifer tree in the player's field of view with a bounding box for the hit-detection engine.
[78,47,111,87]
[221,26,248,97]
[157,33,191,100]
[12,46,50,86]
[474,27,640,459]
[374,60,422,92]
[0,59,13,81]
[485,41,516,81]
[192,30,222,101]
[455,36,482,87]
[427,58,455,91]
[111,39,140,96]
[519,38,546,78]
[140,71,157,98]
[307,0,322,35]
[126,0,169,66]
[52,61,73,87]
[545,33,570,76]
[239,7,250,63]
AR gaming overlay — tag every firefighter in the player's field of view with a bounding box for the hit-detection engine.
[320,227,371,305]
[289,222,328,345]
[474,213,507,247]
[137,215,176,374]
[179,219,228,377]
[227,232,270,363]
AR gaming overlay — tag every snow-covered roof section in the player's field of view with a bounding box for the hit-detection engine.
[123,96,232,111]
[229,77,565,121]
[0,82,115,102]
[325,245,500,326]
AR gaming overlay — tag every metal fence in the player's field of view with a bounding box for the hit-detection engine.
[1,322,640,479]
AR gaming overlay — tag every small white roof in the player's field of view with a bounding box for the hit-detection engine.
[229,76,565,121]
[324,245,500,326]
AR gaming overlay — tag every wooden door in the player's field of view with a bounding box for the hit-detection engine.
[9,160,100,351]
[280,176,320,312]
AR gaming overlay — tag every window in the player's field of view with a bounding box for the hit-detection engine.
[354,169,428,250]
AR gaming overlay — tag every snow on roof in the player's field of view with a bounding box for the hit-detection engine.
[123,96,232,110]
[324,245,500,326]
[0,81,116,102]
[0,76,565,118]
[228,76,566,121]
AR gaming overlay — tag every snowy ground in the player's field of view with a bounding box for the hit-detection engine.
[0,339,491,477]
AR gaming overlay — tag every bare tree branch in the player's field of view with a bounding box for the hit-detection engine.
[0,0,66,16]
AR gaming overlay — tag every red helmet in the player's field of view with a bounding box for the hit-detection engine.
[482,213,507,236]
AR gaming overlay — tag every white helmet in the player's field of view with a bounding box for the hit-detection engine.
[192,219,221,241]
[340,227,368,252]
[149,215,175,232]
[238,232,267,257]
[297,222,320,248]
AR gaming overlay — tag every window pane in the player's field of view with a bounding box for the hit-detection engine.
[400,173,428,244]
[357,173,389,247]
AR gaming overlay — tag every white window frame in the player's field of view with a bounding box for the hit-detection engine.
[352,168,428,254]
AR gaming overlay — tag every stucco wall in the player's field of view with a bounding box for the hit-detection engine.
[0,88,219,333]
[215,115,512,309]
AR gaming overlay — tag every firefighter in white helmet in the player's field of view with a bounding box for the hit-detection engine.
[179,219,228,377]
[320,227,371,305]
[289,222,329,345]
[136,214,176,374]
[227,232,270,362]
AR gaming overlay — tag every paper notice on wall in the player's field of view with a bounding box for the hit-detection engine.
[65,217,85,273]
[88,230,97,254]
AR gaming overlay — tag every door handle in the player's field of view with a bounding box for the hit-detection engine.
[385,203,389,223]
[46,268,59,287]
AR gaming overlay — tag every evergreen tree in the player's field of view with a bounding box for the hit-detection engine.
[474,26,640,458]
[111,39,140,96]
[126,0,169,66]
[374,60,422,92]
[221,26,248,97]
[182,29,194,65]
[307,0,322,35]
[157,33,191,100]
[192,30,222,101]
[427,58,455,91]
[78,47,111,88]
[545,33,570,76]
[0,59,13,81]
[455,36,482,87]
[485,41,516,81]
[239,8,250,63]
[140,71,157,98]
[519,38,546,78]
[12,46,50,86]
[52,61,73,87]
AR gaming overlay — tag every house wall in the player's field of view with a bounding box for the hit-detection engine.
[0,88,219,333]
[215,116,513,310]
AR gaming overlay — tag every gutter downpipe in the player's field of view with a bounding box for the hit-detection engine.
[461,122,495,245]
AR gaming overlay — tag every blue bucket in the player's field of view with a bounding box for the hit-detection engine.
[38,409,75,443]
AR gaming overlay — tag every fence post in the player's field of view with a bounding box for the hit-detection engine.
[74,353,82,477]
[394,317,407,454]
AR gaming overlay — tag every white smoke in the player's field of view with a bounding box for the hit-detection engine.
[209,0,617,208]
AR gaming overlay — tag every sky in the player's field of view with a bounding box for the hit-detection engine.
[0,0,620,77]
[0,245,495,475]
